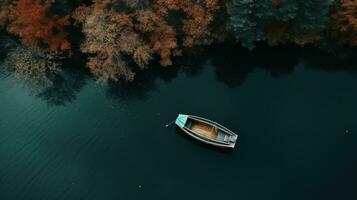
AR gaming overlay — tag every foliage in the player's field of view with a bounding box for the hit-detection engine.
[7,0,71,51]
[73,0,180,82]
[2,0,357,84]
[74,0,226,82]
[154,0,221,47]
[329,0,357,46]
[227,0,332,49]
[280,0,332,46]
[227,0,271,49]
[5,46,60,85]
[0,0,11,29]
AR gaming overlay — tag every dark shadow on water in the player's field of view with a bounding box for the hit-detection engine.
[302,47,357,73]
[106,44,357,101]
[17,43,357,104]
[175,48,209,78]
[106,51,208,102]
[36,53,89,106]
[0,32,17,78]
[174,128,234,155]
[0,32,17,61]
[0,30,89,106]
[106,65,179,102]
[210,44,357,88]
[209,44,301,87]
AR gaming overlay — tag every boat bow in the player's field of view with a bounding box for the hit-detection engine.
[175,114,188,128]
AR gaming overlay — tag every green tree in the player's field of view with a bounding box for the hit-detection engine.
[227,0,332,49]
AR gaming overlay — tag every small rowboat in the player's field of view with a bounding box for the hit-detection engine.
[175,114,238,148]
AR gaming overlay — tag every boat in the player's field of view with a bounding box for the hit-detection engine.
[175,114,238,148]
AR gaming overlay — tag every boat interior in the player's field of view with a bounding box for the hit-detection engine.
[185,119,220,140]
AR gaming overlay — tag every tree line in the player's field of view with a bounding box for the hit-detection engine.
[0,0,356,83]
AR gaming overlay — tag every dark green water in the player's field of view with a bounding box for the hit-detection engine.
[0,47,356,200]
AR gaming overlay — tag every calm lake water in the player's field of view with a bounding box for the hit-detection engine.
[0,46,356,200]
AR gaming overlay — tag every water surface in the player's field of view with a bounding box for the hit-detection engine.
[0,46,356,200]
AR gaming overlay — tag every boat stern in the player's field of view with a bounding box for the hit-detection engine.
[230,134,238,148]
[175,114,188,128]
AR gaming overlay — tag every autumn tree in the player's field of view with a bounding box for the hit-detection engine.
[7,0,71,51]
[135,10,181,66]
[5,46,61,85]
[73,0,180,82]
[329,0,357,46]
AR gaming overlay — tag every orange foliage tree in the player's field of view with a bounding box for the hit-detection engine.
[135,10,181,66]
[73,0,180,82]
[329,0,357,46]
[7,0,71,51]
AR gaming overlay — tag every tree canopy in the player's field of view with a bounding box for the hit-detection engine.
[7,0,71,51]
[0,0,356,83]
[227,0,332,49]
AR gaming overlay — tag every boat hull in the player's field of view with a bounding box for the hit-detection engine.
[175,114,238,148]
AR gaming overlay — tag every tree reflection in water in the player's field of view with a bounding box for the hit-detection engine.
[8,45,356,105]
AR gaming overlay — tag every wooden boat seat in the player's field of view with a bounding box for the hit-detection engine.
[190,122,218,140]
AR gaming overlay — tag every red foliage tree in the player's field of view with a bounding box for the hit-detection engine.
[8,0,71,51]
